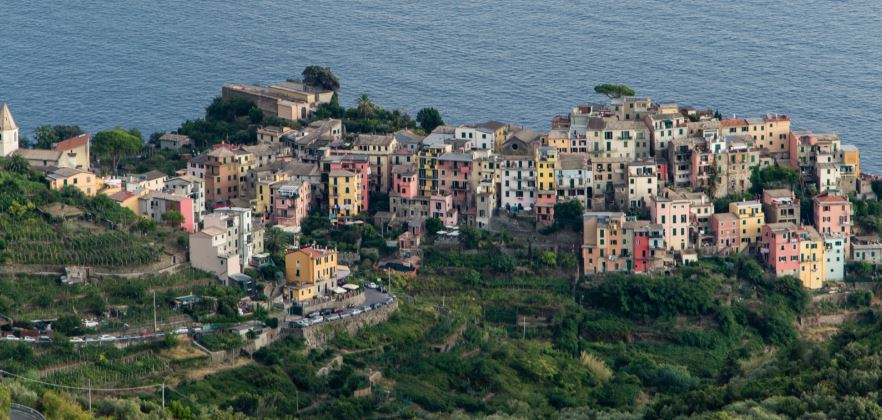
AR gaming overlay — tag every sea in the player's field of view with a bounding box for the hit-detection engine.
[2,0,881,170]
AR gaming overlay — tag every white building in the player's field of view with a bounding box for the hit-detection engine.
[0,103,19,157]
[824,235,845,281]
[189,226,241,279]
[454,125,496,150]
[204,207,261,268]
[165,175,206,226]
[500,156,535,212]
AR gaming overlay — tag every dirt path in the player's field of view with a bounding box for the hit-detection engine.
[183,357,253,381]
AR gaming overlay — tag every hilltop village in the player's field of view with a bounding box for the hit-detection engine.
[5,77,882,418]
[0,81,874,297]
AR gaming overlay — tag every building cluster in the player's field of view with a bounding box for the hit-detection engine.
[1,88,878,291]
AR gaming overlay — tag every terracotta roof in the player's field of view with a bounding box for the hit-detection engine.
[53,133,90,151]
[297,246,335,259]
[720,119,747,127]
[814,194,848,203]
[109,190,135,202]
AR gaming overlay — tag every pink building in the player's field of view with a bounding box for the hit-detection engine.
[437,152,474,218]
[138,192,196,233]
[650,196,691,251]
[535,191,556,225]
[430,194,458,226]
[270,180,312,229]
[710,213,739,255]
[392,165,419,199]
[633,224,665,273]
[323,155,371,213]
[761,223,800,276]
[813,192,852,255]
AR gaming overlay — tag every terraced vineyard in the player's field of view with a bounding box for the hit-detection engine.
[0,216,161,267]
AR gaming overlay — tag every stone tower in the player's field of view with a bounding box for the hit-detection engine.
[0,103,19,157]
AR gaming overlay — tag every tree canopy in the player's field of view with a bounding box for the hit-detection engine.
[416,107,444,133]
[32,125,84,149]
[594,84,636,99]
[92,129,143,174]
[302,65,340,91]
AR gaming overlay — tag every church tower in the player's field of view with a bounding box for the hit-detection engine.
[0,103,19,157]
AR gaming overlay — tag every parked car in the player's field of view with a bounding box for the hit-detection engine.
[38,336,51,342]
[363,306,373,312]
[22,336,36,342]
[4,335,19,341]
[326,314,341,321]
[295,320,310,328]
[307,311,321,318]
[98,335,115,341]
[351,309,363,315]
[309,316,324,325]
[367,282,378,289]
[383,297,394,305]
[174,327,189,335]
[82,320,99,328]
[69,337,84,343]
[340,312,351,319]
[191,327,203,333]
[371,303,381,310]
[320,308,333,316]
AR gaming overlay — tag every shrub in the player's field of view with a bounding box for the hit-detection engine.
[580,351,613,383]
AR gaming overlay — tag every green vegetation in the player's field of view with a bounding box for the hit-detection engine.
[92,128,144,174]
[749,164,800,194]
[594,83,636,99]
[0,163,168,267]
[197,332,245,352]
[415,107,444,133]
[30,124,84,149]
[301,65,340,92]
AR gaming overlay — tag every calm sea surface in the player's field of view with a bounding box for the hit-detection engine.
[2,1,881,170]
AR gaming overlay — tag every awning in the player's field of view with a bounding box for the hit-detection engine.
[342,284,359,291]
[332,287,347,294]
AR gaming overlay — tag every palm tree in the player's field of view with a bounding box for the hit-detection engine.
[356,94,375,118]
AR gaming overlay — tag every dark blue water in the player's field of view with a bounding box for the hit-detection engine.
[2,1,882,169]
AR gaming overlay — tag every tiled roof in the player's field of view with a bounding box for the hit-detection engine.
[53,133,90,151]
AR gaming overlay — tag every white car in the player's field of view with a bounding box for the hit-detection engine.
[22,336,36,342]
[69,337,84,343]
[352,309,363,315]
[295,320,310,328]
[174,327,189,335]
[309,317,324,325]
[191,327,203,333]
[367,282,378,289]
[98,335,115,341]
[82,320,99,328]
[4,335,19,341]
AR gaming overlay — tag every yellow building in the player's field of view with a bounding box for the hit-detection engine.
[328,169,362,219]
[284,246,338,302]
[797,226,825,289]
[841,145,860,177]
[47,167,100,196]
[417,144,449,196]
[730,200,765,252]
[255,171,289,214]
[536,147,557,192]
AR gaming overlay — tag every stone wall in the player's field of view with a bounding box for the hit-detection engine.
[287,299,399,348]
[296,292,366,315]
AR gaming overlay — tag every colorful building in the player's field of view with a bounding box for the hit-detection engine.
[730,200,765,253]
[270,180,312,230]
[328,169,363,220]
[284,246,338,302]
[813,193,852,256]
[710,213,739,256]
[582,212,627,275]
[535,147,557,224]
[650,195,691,251]
[47,167,100,196]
